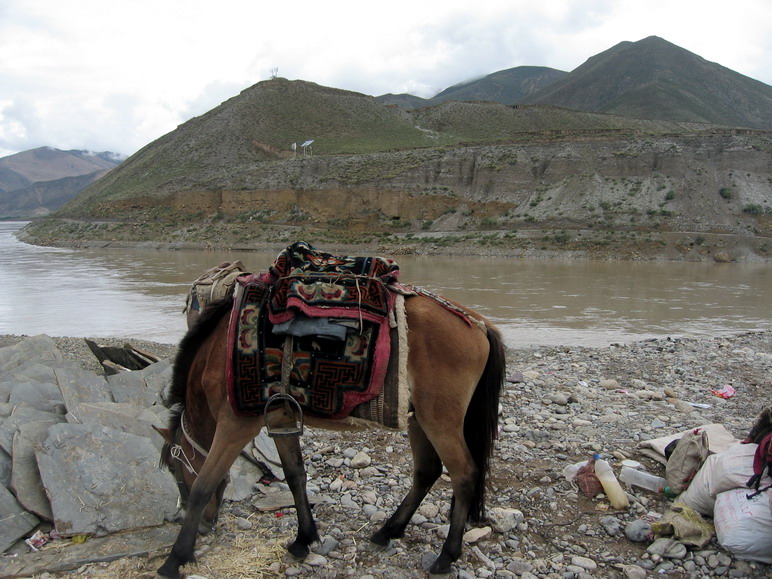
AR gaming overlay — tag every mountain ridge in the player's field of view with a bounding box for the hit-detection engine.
[0,147,124,218]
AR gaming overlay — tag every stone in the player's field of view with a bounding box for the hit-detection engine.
[0,447,11,488]
[0,403,63,455]
[36,422,178,536]
[571,555,598,570]
[73,401,166,451]
[55,367,112,420]
[599,379,619,390]
[646,537,687,559]
[0,523,179,577]
[0,484,40,552]
[622,564,647,579]
[463,526,491,543]
[11,421,55,520]
[9,380,65,413]
[625,519,652,542]
[106,371,149,405]
[599,515,622,536]
[252,429,284,480]
[0,335,62,373]
[224,454,264,502]
[488,507,524,533]
[351,451,372,468]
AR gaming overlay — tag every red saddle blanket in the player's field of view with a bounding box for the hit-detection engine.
[225,243,402,426]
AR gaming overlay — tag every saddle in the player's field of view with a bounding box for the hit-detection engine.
[225,242,407,429]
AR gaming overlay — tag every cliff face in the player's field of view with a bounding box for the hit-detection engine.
[25,132,771,262]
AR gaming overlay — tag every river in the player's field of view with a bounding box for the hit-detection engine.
[0,221,768,348]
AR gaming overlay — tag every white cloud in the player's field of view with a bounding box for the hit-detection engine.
[0,0,769,157]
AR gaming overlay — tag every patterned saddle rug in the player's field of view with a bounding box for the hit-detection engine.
[225,242,407,429]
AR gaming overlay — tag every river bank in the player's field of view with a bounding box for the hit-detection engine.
[15,218,772,263]
[1,330,770,578]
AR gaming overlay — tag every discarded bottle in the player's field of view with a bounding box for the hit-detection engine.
[593,456,630,509]
[619,466,676,496]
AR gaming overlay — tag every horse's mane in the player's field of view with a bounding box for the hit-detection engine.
[160,297,233,467]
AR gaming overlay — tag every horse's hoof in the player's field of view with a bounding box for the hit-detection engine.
[429,557,453,576]
[368,538,392,552]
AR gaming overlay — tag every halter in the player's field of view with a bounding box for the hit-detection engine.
[169,411,208,504]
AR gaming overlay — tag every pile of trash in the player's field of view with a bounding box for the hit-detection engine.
[565,416,772,565]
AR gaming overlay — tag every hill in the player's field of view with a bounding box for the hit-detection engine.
[18,40,772,262]
[0,147,124,218]
[522,36,772,130]
[376,66,567,109]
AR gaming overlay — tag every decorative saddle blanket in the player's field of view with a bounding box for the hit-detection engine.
[225,242,407,429]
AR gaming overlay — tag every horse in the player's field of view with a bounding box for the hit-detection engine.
[155,261,506,578]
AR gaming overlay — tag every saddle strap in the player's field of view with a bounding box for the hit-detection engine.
[280,335,294,394]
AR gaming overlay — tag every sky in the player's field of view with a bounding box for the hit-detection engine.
[1,0,770,159]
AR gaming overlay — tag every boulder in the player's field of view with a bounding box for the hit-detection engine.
[36,422,178,536]
[0,484,39,552]
[11,421,55,520]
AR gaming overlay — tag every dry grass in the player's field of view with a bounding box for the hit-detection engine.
[47,513,292,578]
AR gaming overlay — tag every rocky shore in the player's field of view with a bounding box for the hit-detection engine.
[1,330,770,578]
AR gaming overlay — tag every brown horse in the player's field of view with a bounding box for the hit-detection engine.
[155,280,505,577]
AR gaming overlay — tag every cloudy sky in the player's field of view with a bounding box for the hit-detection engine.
[1,0,770,158]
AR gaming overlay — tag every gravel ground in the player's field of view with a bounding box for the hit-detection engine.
[3,330,770,578]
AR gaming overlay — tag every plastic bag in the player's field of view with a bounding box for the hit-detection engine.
[713,487,772,563]
[575,457,603,497]
[678,442,768,516]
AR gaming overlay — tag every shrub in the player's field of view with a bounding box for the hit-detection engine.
[742,204,763,215]
[719,187,733,200]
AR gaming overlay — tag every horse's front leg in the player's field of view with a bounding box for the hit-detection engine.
[157,422,256,579]
[156,458,233,578]
[273,433,320,559]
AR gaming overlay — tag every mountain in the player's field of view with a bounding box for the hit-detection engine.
[376,66,567,108]
[430,66,568,105]
[54,77,726,215]
[521,36,772,130]
[0,147,125,218]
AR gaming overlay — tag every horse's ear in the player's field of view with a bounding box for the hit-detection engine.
[152,424,173,443]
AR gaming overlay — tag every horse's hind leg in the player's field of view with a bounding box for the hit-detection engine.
[425,431,479,575]
[273,432,321,559]
[371,413,443,547]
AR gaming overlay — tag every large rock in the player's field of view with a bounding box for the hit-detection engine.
[106,359,172,407]
[36,422,178,536]
[11,421,54,520]
[54,366,112,421]
[74,401,167,451]
[0,403,63,455]
[0,484,39,552]
[9,380,65,413]
[0,335,62,373]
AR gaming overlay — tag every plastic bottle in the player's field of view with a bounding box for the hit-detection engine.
[593,457,630,509]
[619,466,671,494]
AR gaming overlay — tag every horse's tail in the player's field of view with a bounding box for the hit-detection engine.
[160,297,233,467]
[464,323,506,522]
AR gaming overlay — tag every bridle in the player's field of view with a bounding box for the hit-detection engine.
[168,410,208,505]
